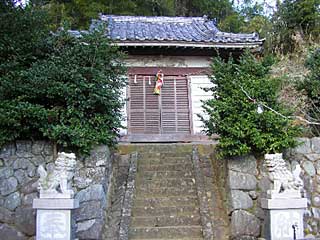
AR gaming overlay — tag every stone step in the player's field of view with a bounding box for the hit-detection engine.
[134,196,199,208]
[132,144,193,153]
[138,157,192,165]
[130,239,203,240]
[131,215,201,227]
[129,226,203,239]
[136,178,196,189]
[139,154,192,162]
[137,163,194,172]
[135,186,197,196]
[132,205,200,217]
[138,170,194,179]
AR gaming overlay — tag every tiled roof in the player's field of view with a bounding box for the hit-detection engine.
[91,15,263,48]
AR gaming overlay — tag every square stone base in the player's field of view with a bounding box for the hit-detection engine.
[261,198,307,240]
[33,198,79,240]
[37,209,73,240]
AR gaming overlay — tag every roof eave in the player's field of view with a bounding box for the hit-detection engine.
[113,41,264,49]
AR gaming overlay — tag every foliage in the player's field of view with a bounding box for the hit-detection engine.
[32,0,252,31]
[202,52,301,158]
[0,3,126,153]
[33,0,175,29]
[270,0,320,54]
[298,48,320,135]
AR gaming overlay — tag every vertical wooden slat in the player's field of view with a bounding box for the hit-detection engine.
[187,76,194,134]
[174,77,178,132]
[128,74,191,135]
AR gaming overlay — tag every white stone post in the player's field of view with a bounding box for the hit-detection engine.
[261,153,307,240]
[261,198,307,240]
[33,198,79,240]
[33,152,79,240]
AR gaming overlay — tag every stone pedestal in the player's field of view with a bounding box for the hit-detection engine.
[261,198,307,240]
[33,198,79,240]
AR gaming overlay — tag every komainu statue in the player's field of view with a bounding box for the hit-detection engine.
[38,152,77,198]
[264,153,303,198]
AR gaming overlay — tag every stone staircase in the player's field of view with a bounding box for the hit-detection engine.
[105,143,230,240]
[128,144,204,240]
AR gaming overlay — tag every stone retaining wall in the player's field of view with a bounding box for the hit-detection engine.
[227,137,320,239]
[1,138,320,240]
[0,141,112,240]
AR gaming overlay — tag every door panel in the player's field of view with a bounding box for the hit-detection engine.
[128,74,190,135]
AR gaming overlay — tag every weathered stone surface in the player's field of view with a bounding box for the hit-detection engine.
[0,142,111,239]
[75,200,103,221]
[31,141,44,155]
[85,145,109,167]
[228,155,257,175]
[74,167,105,189]
[0,144,15,158]
[311,207,320,219]
[75,184,105,203]
[29,156,45,167]
[14,169,32,185]
[303,161,316,176]
[0,224,27,240]
[306,154,320,162]
[77,219,104,239]
[22,192,37,206]
[230,190,253,211]
[0,167,14,179]
[233,236,257,240]
[44,155,54,163]
[315,161,320,175]
[294,138,312,154]
[311,138,320,153]
[14,206,36,236]
[77,219,96,232]
[316,175,320,184]
[12,158,35,174]
[254,207,266,220]
[20,179,38,194]
[0,176,18,196]
[73,167,91,189]
[304,175,313,192]
[16,141,33,158]
[231,210,260,238]
[229,171,257,190]
[305,234,316,239]
[42,144,53,156]
[118,154,130,167]
[0,206,14,223]
[249,191,258,200]
[4,192,21,211]
[312,194,320,207]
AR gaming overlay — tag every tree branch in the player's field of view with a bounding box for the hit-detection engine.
[239,85,320,126]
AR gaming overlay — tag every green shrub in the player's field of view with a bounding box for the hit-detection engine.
[202,52,301,158]
[0,3,126,153]
[298,48,320,135]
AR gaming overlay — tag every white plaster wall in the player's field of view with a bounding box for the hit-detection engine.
[119,81,128,136]
[125,55,211,68]
[190,75,213,134]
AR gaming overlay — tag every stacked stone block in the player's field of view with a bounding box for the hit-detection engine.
[103,151,132,239]
[0,141,112,240]
[285,137,320,238]
[0,141,52,240]
[228,155,262,240]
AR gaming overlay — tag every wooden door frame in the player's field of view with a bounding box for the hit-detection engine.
[124,67,210,142]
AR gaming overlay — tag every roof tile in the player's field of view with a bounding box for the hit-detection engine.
[91,15,263,47]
